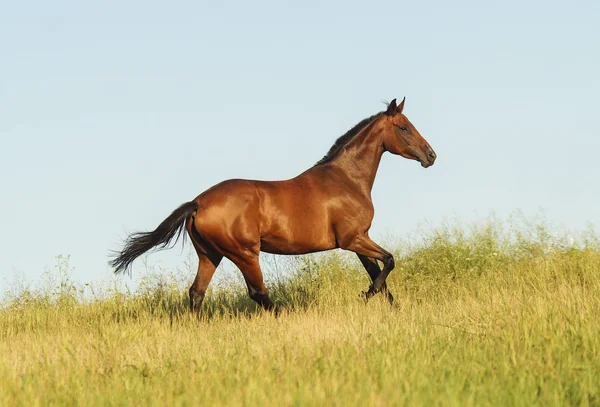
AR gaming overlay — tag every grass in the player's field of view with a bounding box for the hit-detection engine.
[1,218,599,406]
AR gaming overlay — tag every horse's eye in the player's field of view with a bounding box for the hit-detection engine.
[397,126,408,132]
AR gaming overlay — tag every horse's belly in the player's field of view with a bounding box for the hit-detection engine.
[259,221,337,255]
[260,238,336,255]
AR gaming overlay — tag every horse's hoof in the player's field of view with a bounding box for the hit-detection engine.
[361,289,377,302]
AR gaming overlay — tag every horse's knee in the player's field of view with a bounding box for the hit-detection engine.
[383,253,395,271]
[370,254,394,294]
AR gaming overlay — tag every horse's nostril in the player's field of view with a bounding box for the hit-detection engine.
[428,151,436,159]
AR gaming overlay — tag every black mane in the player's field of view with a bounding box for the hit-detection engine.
[314,112,383,166]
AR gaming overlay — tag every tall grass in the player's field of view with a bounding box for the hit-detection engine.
[1,218,599,406]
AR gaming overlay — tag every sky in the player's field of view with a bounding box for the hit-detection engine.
[1,0,599,294]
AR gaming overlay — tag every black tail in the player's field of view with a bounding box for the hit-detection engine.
[110,201,198,274]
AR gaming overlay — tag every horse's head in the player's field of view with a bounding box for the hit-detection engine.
[379,97,436,168]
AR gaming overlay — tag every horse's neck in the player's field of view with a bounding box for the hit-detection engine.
[327,125,385,195]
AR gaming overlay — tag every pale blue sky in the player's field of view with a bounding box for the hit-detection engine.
[1,0,599,291]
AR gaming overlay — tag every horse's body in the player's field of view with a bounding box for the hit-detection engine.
[111,98,436,312]
[196,176,340,256]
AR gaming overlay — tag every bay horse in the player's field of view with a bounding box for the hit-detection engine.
[110,98,436,312]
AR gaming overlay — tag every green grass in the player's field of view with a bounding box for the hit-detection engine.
[1,219,599,406]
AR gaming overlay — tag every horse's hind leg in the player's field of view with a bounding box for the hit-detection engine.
[357,254,394,305]
[231,255,275,311]
[189,251,223,314]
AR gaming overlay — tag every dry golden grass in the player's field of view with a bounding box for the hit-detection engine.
[1,219,599,406]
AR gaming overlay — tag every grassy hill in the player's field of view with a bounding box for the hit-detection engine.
[1,219,599,406]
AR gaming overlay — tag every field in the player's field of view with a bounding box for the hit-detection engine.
[1,219,599,406]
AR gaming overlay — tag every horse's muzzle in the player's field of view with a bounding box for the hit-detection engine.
[420,149,436,168]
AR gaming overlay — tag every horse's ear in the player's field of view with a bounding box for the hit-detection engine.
[385,99,397,116]
[396,97,406,114]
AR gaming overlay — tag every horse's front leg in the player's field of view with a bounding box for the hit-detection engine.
[357,254,394,304]
[341,234,395,303]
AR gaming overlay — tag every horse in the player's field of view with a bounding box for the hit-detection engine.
[110,97,436,313]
